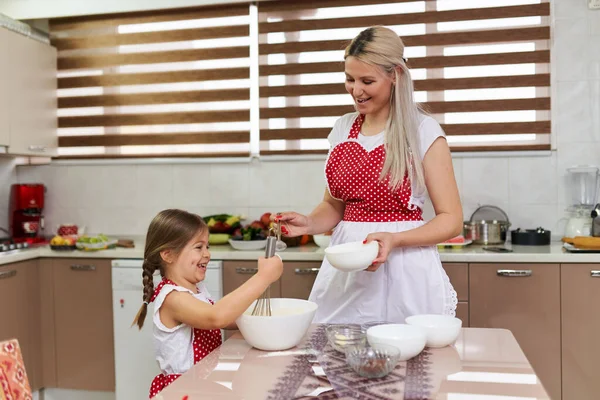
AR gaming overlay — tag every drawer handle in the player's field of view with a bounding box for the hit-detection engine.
[28,145,47,152]
[497,269,532,277]
[295,268,320,275]
[71,264,96,271]
[235,267,257,274]
[591,271,600,277]
[0,270,16,279]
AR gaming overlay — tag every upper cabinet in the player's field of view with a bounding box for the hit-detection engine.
[1,27,57,156]
[0,29,10,147]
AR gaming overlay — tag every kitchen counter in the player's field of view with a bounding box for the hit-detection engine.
[155,326,550,400]
[1,240,599,266]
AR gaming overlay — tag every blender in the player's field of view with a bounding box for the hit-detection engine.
[564,166,599,237]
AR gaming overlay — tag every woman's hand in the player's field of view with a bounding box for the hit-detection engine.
[363,232,396,272]
[273,212,311,237]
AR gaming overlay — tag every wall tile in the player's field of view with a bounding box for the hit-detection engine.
[248,161,291,208]
[556,81,594,143]
[171,164,212,208]
[210,164,250,208]
[508,154,557,205]
[555,35,588,81]
[288,160,326,209]
[462,158,509,206]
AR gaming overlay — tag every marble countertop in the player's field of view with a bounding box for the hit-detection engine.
[155,326,550,400]
[1,240,599,266]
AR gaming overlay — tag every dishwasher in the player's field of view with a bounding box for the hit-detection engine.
[111,259,223,400]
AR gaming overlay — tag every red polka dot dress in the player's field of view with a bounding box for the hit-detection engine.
[148,278,222,398]
[308,112,458,324]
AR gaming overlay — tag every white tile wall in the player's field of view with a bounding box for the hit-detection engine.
[7,0,600,239]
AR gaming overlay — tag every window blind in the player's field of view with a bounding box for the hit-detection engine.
[257,0,551,154]
[51,4,252,158]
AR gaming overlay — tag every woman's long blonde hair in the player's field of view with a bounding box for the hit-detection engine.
[131,209,207,330]
[345,26,425,194]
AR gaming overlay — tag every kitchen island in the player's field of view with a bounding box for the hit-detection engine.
[154,326,550,399]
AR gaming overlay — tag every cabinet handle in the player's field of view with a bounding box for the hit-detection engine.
[591,271,600,277]
[28,145,47,152]
[0,270,16,279]
[71,264,96,271]
[497,269,532,277]
[235,267,257,274]
[295,268,320,275]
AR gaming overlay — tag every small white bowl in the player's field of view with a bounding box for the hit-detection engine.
[236,298,318,351]
[405,314,462,348]
[367,324,426,361]
[228,239,267,251]
[324,241,378,272]
[313,234,331,248]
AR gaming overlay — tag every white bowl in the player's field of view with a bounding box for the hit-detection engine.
[405,314,462,348]
[367,324,426,361]
[236,298,318,351]
[324,241,378,272]
[229,239,267,251]
[313,234,331,248]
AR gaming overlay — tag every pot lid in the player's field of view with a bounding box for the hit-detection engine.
[469,205,510,223]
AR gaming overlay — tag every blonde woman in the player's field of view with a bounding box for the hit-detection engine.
[276,26,462,324]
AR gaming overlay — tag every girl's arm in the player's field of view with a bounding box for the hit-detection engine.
[161,256,283,330]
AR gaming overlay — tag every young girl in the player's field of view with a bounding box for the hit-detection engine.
[132,209,283,398]
[276,26,463,324]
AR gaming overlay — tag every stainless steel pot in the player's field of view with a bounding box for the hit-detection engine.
[464,205,511,245]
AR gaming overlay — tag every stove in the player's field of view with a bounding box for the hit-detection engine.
[0,238,32,254]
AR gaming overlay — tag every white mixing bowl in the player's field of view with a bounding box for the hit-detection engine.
[324,240,378,272]
[313,234,331,248]
[367,324,426,361]
[236,298,318,351]
[405,314,462,348]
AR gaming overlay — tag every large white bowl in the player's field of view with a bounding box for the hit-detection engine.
[324,240,378,272]
[236,298,318,351]
[313,234,331,248]
[367,324,426,361]
[229,239,267,251]
[405,314,462,348]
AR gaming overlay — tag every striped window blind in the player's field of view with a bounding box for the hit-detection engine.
[258,0,550,154]
[51,4,251,158]
[50,0,551,158]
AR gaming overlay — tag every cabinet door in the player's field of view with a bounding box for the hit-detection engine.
[7,30,57,156]
[222,260,281,297]
[53,258,115,391]
[0,260,41,390]
[470,263,561,400]
[281,262,321,300]
[0,28,9,146]
[561,264,600,400]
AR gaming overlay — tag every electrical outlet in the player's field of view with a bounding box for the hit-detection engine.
[590,0,600,10]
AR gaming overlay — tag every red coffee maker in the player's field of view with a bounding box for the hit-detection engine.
[9,184,46,244]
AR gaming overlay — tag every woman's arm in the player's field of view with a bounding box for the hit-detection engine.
[161,256,283,330]
[277,190,345,236]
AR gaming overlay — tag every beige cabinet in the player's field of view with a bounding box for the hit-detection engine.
[52,258,115,391]
[0,28,9,146]
[470,263,561,400]
[223,260,282,297]
[280,261,321,300]
[561,264,600,400]
[0,260,43,391]
[6,28,57,156]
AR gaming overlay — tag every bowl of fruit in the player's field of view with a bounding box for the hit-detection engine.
[49,235,77,251]
[76,234,117,251]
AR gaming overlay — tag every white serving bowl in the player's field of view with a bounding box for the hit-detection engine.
[313,234,331,248]
[405,314,462,348]
[367,324,426,361]
[228,239,267,251]
[236,298,318,351]
[324,240,378,272]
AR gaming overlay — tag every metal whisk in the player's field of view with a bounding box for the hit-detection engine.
[251,221,281,316]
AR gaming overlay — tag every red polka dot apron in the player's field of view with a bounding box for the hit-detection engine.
[148,279,222,399]
[308,113,457,324]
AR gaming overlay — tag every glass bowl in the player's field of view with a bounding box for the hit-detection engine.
[345,343,401,378]
[325,324,367,353]
[361,320,392,330]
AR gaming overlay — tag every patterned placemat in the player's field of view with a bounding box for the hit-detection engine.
[267,325,434,400]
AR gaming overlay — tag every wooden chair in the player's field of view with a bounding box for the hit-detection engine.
[0,339,32,400]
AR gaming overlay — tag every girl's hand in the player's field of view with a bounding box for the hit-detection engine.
[273,211,310,237]
[363,232,395,272]
[257,255,283,283]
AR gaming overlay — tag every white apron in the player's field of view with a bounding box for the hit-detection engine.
[308,114,457,324]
